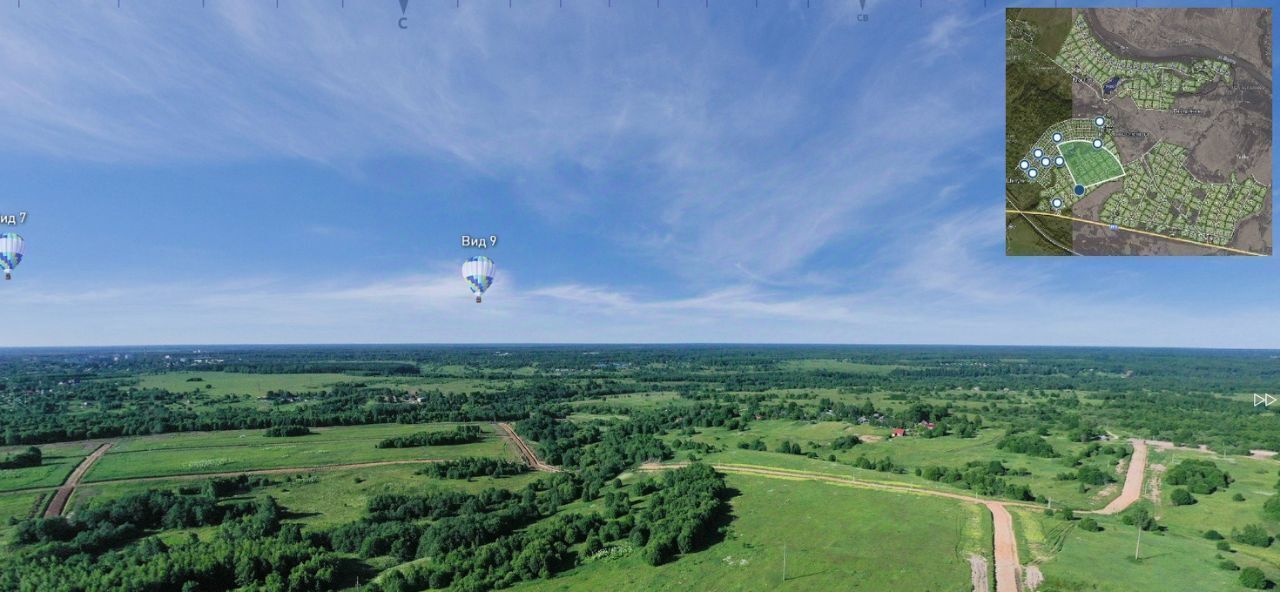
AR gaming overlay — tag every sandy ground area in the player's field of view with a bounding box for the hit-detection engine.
[969,553,989,592]
[1092,439,1149,515]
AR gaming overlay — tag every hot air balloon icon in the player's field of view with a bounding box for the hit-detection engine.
[0,233,24,280]
[462,256,494,303]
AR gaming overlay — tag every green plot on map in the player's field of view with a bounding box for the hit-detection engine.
[1061,140,1124,188]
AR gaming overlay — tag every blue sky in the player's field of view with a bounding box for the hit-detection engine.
[1,0,1277,347]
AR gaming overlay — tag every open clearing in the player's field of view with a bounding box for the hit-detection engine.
[0,441,95,493]
[679,421,1123,511]
[510,474,978,592]
[84,423,515,482]
[68,463,544,531]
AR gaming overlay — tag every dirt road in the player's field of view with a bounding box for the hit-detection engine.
[639,462,1028,592]
[1090,439,1148,515]
[45,442,114,517]
[639,462,1039,509]
[495,422,560,472]
[985,501,1021,592]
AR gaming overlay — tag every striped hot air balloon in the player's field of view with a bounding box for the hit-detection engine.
[462,256,495,303]
[0,233,23,281]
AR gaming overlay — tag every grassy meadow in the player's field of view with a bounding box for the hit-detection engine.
[85,423,516,482]
[508,474,979,592]
[667,419,1122,509]
[0,441,96,492]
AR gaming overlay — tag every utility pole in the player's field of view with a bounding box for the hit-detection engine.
[782,542,787,583]
[1134,523,1142,560]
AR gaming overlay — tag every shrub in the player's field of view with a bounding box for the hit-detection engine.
[0,446,41,470]
[1121,506,1156,531]
[1232,492,1245,502]
[1170,488,1196,506]
[1078,518,1101,532]
[1218,560,1239,571]
[1240,567,1267,589]
[264,425,313,437]
[1075,466,1113,486]
[1203,529,1224,540]
[1165,459,1230,495]
[1217,541,1232,551]
[1232,524,1273,548]
[376,425,482,448]
[996,433,1058,458]
[1264,495,1280,520]
[831,435,861,450]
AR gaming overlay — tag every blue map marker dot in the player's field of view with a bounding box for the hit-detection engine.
[1074,185,1085,196]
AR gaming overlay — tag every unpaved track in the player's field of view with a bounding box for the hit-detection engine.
[986,501,1021,592]
[639,462,1028,592]
[639,462,1039,509]
[1089,439,1148,515]
[45,442,114,517]
[969,554,990,592]
[495,422,560,472]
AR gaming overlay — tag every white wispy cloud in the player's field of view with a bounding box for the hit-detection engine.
[5,4,1275,348]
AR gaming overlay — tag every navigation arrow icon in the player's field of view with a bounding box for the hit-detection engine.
[1255,394,1276,407]
[399,0,409,15]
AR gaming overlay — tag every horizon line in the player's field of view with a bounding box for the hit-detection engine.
[1,342,1278,353]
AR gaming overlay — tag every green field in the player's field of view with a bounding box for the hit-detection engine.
[1017,506,1273,592]
[779,360,907,374]
[0,441,95,492]
[567,392,686,411]
[1061,140,1124,188]
[135,371,360,397]
[69,463,543,531]
[509,474,979,592]
[133,372,499,405]
[85,423,516,482]
[673,420,1119,510]
[0,490,43,542]
[1146,450,1280,568]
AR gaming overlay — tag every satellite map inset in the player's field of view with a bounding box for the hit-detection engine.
[1006,8,1272,256]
